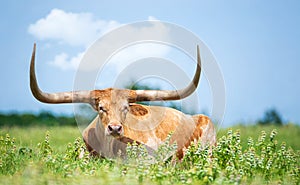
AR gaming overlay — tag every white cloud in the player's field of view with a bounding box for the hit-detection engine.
[48,51,84,70]
[28,10,168,71]
[28,9,120,47]
[148,16,158,21]
[28,9,121,70]
[78,19,172,72]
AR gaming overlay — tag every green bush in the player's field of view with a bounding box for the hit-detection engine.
[258,108,284,125]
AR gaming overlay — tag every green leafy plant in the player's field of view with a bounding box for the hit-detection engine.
[0,128,299,184]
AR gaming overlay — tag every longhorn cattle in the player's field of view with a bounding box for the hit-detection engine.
[29,44,216,159]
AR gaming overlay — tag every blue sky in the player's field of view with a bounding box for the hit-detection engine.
[0,1,300,127]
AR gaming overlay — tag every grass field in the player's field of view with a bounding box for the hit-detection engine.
[0,126,81,152]
[218,123,300,150]
[1,124,299,152]
[0,124,299,184]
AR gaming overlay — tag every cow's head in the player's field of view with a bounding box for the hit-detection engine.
[29,44,202,137]
[89,89,131,137]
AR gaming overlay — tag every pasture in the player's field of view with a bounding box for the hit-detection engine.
[0,124,299,184]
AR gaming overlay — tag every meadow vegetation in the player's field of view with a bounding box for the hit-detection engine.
[0,123,299,184]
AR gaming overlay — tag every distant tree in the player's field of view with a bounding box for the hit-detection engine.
[38,111,55,120]
[0,111,76,127]
[258,108,283,125]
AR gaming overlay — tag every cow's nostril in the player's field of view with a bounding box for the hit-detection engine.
[117,125,122,132]
[108,125,113,132]
[107,124,122,135]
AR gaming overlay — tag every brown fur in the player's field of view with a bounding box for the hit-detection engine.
[130,104,149,116]
[176,114,213,159]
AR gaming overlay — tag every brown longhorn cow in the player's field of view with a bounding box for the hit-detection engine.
[29,44,216,159]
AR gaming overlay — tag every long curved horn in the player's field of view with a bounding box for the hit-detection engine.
[30,43,91,104]
[129,45,202,102]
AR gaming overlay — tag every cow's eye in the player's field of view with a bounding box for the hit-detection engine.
[98,106,107,113]
[122,105,129,113]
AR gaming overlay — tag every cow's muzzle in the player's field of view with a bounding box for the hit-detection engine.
[107,124,123,136]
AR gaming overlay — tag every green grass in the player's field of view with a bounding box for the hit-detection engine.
[0,126,81,152]
[0,124,299,185]
[217,123,300,150]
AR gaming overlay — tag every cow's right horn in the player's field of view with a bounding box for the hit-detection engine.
[128,45,202,102]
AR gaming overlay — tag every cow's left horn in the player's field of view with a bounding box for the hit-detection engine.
[30,43,91,104]
[129,45,202,102]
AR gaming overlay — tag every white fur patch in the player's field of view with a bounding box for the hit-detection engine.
[145,136,162,150]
